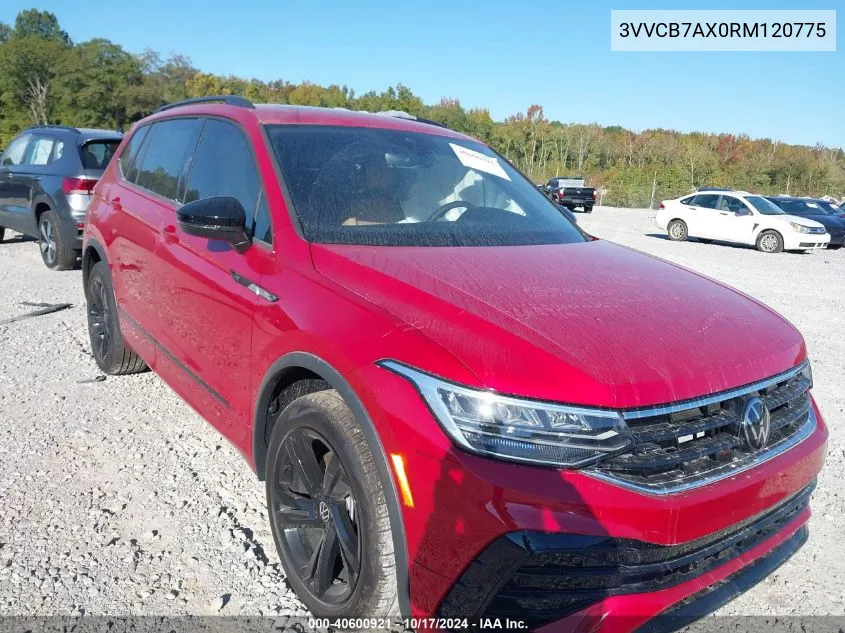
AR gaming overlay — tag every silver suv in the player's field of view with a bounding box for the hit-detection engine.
[0,125,123,269]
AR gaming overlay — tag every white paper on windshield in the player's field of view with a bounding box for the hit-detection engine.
[449,143,511,181]
[806,202,819,208]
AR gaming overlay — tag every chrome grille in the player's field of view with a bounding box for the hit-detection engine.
[592,362,815,494]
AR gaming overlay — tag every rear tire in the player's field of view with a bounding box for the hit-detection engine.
[38,209,76,270]
[266,391,399,618]
[0,226,5,242]
[756,230,783,253]
[667,219,688,241]
[85,261,148,375]
[828,244,842,250]
[583,206,593,213]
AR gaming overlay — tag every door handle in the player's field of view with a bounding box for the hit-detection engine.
[719,212,730,215]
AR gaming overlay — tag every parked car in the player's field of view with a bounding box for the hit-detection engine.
[84,97,826,630]
[657,190,830,253]
[765,196,845,249]
[0,125,122,269]
[543,176,596,212]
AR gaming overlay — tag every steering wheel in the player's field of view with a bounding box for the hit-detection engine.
[430,200,476,222]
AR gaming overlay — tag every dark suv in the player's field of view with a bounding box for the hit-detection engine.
[0,125,122,269]
[83,96,825,631]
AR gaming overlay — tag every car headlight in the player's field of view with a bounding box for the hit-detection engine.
[789,222,810,234]
[380,361,632,467]
[801,361,813,389]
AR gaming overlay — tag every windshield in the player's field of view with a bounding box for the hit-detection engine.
[267,125,585,247]
[817,200,841,215]
[746,195,785,216]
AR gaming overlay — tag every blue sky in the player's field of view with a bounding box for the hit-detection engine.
[2,1,842,148]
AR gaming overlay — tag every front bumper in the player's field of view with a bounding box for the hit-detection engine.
[782,231,830,250]
[438,483,813,630]
[358,365,828,631]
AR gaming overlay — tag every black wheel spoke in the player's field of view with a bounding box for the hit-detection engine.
[274,484,321,528]
[331,502,360,574]
[303,526,339,596]
[289,431,324,495]
[320,451,343,498]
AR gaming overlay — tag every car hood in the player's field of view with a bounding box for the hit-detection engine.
[790,214,845,229]
[311,240,805,409]
[779,214,826,229]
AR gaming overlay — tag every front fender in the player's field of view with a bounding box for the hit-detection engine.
[252,351,411,616]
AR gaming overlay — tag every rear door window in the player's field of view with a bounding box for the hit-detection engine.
[691,194,719,209]
[80,140,121,170]
[184,119,271,244]
[120,125,151,183]
[134,119,204,201]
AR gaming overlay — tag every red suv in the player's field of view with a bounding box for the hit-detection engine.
[83,96,826,632]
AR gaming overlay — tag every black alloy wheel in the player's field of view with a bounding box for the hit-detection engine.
[269,427,361,605]
[88,274,112,361]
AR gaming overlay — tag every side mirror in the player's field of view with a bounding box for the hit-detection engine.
[177,196,251,253]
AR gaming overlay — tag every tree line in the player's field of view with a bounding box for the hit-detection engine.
[2,9,843,207]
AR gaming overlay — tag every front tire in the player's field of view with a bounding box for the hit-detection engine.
[85,261,148,374]
[0,226,5,242]
[583,205,593,213]
[667,219,688,241]
[266,391,399,618]
[756,230,784,253]
[38,209,76,270]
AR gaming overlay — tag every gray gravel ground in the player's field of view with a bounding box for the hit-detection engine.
[0,206,843,624]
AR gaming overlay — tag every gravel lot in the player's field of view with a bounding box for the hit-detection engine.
[0,206,842,625]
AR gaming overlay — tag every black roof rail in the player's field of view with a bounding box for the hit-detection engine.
[413,117,448,129]
[26,124,80,134]
[154,95,255,114]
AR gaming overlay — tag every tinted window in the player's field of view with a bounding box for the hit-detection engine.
[268,125,586,247]
[720,196,749,213]
[27,136,58,166]
[120,125,150,181]
[680,196,695,205]
[135,119,203,200]
[184,119,270,243]
[2,134,32,166]
[691,194,719,209]
[80,140,120,170]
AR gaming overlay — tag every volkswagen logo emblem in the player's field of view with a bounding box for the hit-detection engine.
[740,397,770,450]
[319,501,331,524]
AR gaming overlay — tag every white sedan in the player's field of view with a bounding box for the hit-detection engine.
[656,190,830,253]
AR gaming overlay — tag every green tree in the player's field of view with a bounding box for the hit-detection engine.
[0,22,12,44]
[13,9,71,44]
[53,39,144,131]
